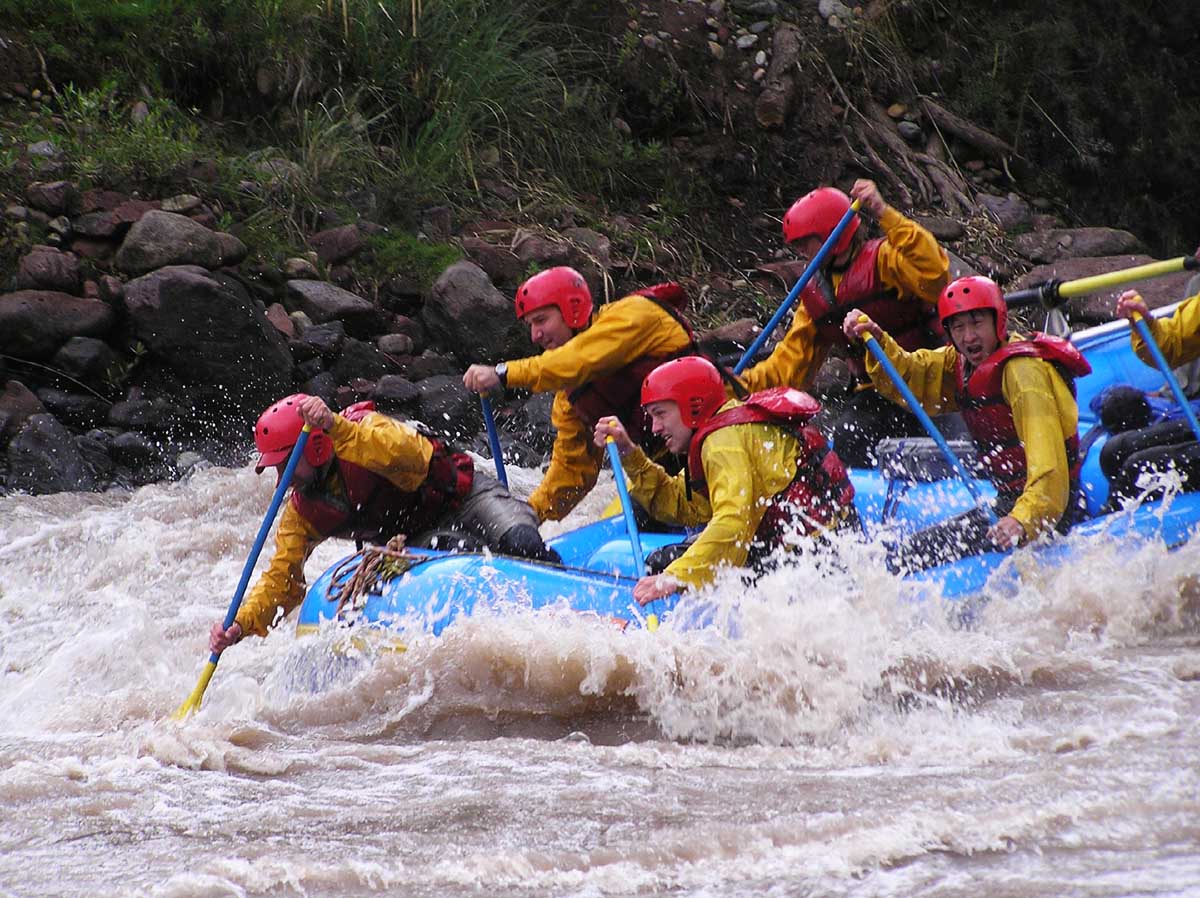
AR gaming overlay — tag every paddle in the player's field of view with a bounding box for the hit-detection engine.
[1128,312,1200,443]
[858,319,997,524]
[1004,255,1200,311]
[479,396,508,488]
[173,425,312,719]
[605,437,645,574]
[734,199,862,375]
[604,436,666,631]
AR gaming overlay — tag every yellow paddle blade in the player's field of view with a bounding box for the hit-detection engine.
[172,661,217,720]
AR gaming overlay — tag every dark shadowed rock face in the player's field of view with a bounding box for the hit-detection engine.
[0,291,113,360]
[416,374,483,443]
[120,265,293,423]
[7,414,99,494]
[422,261,534,365]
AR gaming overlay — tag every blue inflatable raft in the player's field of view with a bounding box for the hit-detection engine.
[296,306,1200,640]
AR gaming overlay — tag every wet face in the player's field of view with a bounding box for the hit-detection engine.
[523,306,574,350]
[793,235,824,261]
[946,309,1000,368]
[278,455,321,489]
[644,400,694,454]
[791,234,851,267]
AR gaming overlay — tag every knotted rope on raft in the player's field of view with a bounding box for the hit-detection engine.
[326,535,412,616]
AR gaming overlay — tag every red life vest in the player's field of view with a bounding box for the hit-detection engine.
[686,388,856,545]
[800,238,944,379]
[290,401,474,542]
[955,334,1092,494]
[568,289,698,446]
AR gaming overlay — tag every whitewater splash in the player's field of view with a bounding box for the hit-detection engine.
[1,462,1198,897]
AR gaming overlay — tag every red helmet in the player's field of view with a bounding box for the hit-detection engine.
[253,393,333,472]
[938,275,1007,341]
[641,356,726,428]
[782,187,860,255]
[514,266,593,329]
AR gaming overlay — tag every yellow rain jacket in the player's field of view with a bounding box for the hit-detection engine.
[619,400,812,588]
[504,294,692,521]
[864,332,1078,540]
[1133,291,1200,368]
[740,207,949,393]
[235,413,433,637]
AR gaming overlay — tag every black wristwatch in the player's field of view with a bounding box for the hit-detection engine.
[495,362,509,387]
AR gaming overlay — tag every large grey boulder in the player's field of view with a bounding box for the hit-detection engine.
[422,261,533,364]
[121,265,293,420]
[114,210,245,275]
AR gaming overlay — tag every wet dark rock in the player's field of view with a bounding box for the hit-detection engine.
[460,237,524,287]
[331,338,402,384]
[388,316,427,354]
[110,430,161,464]
[377,333,414,356]
[421,206,453,239]
[416,374,482,441]
[7,414,99,494]
[35,389,110,428]
[265,302,295,339]
[300,371,338,407]
[510,391,556,455]
[114,210,244,274]
[0,291,113,360]
[697,317,761,360]
[283,257,320,279]
[51,337,118,382]
[295,358,325,380]
[423,261,534,365]
[1013,227,1144,264]
[285,279,381,337]
[289,320,346,361]
[108,397,182,432]
[393,352,461,381]
[76,432,114,478]
[913,215,966,242]
[511,232,572,268]
[0,380,46,446]
[121,266,293,420]
[979,193,1033,232]
[73,210,120,239]
[15,247,82,293]
[308,224,364,265]
[25,180,78,216]
[370,374,421,411]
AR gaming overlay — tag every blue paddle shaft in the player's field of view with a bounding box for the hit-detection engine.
[734,202,861,375]
[862,335,997,524]
[480,395,508,488]
[1132,316,1200,443]
[606,439,645,575]
[209,428,311,664]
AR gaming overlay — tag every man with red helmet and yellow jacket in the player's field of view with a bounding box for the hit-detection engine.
[741,179,951,467]
[595,356,858,604]
[843,275,1091,570]
[209,394,553,654]
[463,266,696,522]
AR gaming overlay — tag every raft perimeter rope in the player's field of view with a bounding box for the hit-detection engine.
[328,535,412,617]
